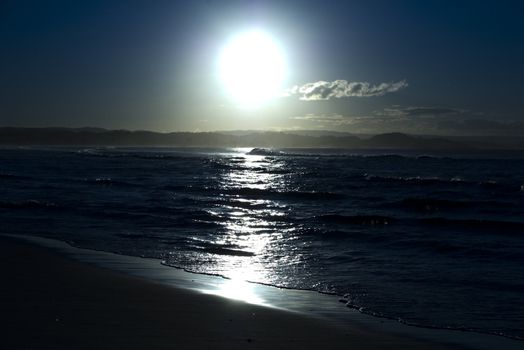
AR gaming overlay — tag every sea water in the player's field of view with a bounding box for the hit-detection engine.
[1,147,523,339]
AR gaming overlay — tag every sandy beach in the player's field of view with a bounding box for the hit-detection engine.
[0,236,470,350]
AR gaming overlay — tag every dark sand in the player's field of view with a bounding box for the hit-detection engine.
[0,236,462,349]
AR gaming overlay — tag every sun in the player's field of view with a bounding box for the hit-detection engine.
[219,30,286,107]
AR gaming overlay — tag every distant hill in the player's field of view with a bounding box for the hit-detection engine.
[362,133,464,149]
[221,129,363,137]
[0,127,522,150]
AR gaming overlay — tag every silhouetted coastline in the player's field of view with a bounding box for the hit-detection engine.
[2,127,523,150]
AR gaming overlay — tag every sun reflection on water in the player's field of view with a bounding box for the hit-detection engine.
[200,277,266,305]
[201,150,293,304]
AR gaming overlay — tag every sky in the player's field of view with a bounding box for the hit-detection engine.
[1,0,523,135]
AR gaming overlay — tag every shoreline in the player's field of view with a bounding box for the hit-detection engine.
[1,235,521,349]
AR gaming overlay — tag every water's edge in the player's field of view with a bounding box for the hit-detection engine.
[4,233,522,350]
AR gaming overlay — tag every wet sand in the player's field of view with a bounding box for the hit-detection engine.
[0,236,462,349]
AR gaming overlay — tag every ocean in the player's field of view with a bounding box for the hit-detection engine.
[1,147,523,340]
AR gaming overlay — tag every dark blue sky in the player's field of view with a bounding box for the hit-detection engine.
[1,0,523,135]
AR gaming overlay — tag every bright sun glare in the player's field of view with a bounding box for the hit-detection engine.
[219,30,286,107]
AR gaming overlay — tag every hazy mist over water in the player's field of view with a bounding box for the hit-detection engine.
[1,147,523,339]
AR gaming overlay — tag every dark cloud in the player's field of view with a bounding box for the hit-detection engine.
[285,80,408,100]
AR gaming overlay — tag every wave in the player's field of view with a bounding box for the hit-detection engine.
[204,159,293,174]
[388,198,471,212]
[77,149,203,161]
[84,177,139,187]
[208,199,277,211]
[204,159,236,170]
[363,174,521,192]
[76,148,107,156]
[0,199,59,209]
[225,187,345,200]
[299,228,375,242]
[0,173,20,179]
[315,214,394,225]
[419,217,524,232]
[247,148,285,156]
[157,185,189,191]
[114,232,185,244]
[244,150,458,160]
[388,238,499,257]
[308,212,524,236]
[187,241,255,257]
[88,208,225,229]
[364,174,461,185]
[388,197,519,213]
[257,168,293,174]
[338,294,524,341]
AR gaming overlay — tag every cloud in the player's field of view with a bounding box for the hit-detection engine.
[292,107,470,129]
[376,106,467,118]
[291,106,522,136]
[285,80,408,100]
[292,113,350,125]
[291,114,377,129]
